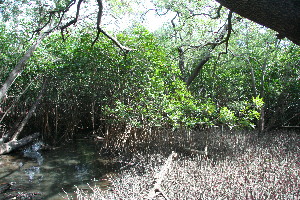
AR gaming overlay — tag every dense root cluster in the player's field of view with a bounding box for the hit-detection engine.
[75,130,300,200]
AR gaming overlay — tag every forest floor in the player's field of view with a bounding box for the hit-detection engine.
[74,130,299,200]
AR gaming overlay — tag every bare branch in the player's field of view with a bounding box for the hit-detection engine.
[171,13,181,42]
[60,0,84,40]
[185,5,223,20]
[32,0,76,36]
[11,78,47,141]
[204,11,233,50]
[91,0,134,52]
[142,8,169,20]
[0,75,40,125]
[98,29,135,52]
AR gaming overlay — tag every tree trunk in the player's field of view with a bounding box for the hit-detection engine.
[177,46,186,80]
[0,79,46,155]
[215,0,300,45]
[0,132,39,154]
[11,81,46,141]
[0,32,49,103]
[186,54,210,86]
[258,58,267,133]
[250,67,257,97]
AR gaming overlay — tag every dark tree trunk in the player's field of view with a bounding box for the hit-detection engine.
[185,13,232,86]
[186,55,210,86]
[215,0,300,45]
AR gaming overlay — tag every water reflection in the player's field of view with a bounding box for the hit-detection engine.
[0,138,116,199]
[75,164,89,181]
[23,141,44,165]
[21,141,44,184]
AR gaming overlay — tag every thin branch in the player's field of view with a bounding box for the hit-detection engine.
[185,5,223,20]
[91,0,134,52]
[98,29,135,52]
[91,0,104,46]
[142,8,169,21]
[0,75,40,125]
[171,13,180,42]
[60,0,84,40]
[204,11,233,50]
[31,0,76,38]
[34,13,52,34]
[211,5,223,19]
[184,11,233,86]
[54,0,78,31]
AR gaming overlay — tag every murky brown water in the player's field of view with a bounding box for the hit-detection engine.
[0,138,118,199]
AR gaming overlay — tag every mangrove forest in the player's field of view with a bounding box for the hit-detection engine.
[0,0,299,199]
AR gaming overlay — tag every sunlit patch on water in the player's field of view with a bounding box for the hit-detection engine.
[24,166,42,182]
[23,141,44,165]
[0,138,118,199]
[75,164,89,181]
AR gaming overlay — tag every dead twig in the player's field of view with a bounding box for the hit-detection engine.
[145,151,178,200]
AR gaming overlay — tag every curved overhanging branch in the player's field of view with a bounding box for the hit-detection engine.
[91,0,103,46]
[186,53,211,86]
[215,0,300,46]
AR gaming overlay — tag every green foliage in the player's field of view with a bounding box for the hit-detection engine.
[218,96,263,129]
[252,96,264,109]
[0,0,299,141]
[100,26,214,128]
[219,107,237,128]
[0,23,31,87]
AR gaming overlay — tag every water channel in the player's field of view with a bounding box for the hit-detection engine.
[0,137,119,199]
